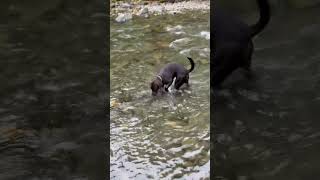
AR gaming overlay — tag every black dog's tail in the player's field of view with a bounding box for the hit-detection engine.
[187,57,195,73]
[250,0,270,37]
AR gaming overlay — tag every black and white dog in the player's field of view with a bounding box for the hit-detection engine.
[150,57,195,96]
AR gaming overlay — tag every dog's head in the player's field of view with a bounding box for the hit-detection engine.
[150,79,163,96]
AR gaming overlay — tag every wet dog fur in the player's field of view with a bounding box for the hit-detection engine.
[212,0,270,88]
[150,57,195,96]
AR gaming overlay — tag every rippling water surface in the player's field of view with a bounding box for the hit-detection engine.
[213,6,320,180]
[110,11,210,179]
[0,1,106,179]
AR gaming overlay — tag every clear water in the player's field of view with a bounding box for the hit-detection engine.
[110,11,210,179]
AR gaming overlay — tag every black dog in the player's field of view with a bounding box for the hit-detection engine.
[212,0,270,87]
[150,57,195,96]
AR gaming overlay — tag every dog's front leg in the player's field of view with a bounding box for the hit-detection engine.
[165,80,174,92]
[163,84,169,92]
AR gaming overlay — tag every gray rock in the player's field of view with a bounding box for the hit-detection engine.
[120,3,132,9]
[154,6,165,15]
[137,7,149,18]
[115,13,132,23]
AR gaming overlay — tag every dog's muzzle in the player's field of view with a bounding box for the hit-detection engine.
[152,91,157,96]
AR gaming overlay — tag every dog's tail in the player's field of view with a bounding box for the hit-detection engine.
[250,0,270,37]
[187,57,195,73]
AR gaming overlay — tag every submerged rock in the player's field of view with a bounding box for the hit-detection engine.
[115,13,132,23]
[200,31,210,40]
[166,25,183,32]
[169,38,192,49]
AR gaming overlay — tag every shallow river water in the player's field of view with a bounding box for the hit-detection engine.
[0,0,107,179]
[110,11,210,179]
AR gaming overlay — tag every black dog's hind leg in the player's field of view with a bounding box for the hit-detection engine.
[174,77,185,90]
[241,41,254,79]
[184,74,190,87]
[212,49,240,87]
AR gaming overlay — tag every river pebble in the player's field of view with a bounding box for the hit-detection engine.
[115,13,132,23]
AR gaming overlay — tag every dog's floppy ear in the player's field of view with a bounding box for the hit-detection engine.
[150,81,156,90]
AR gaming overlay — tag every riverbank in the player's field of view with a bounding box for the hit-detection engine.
[111,0,210,22]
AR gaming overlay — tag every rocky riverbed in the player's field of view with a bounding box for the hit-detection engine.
[111,0,210,22]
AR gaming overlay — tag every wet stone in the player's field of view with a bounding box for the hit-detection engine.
[115,13,133,23]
